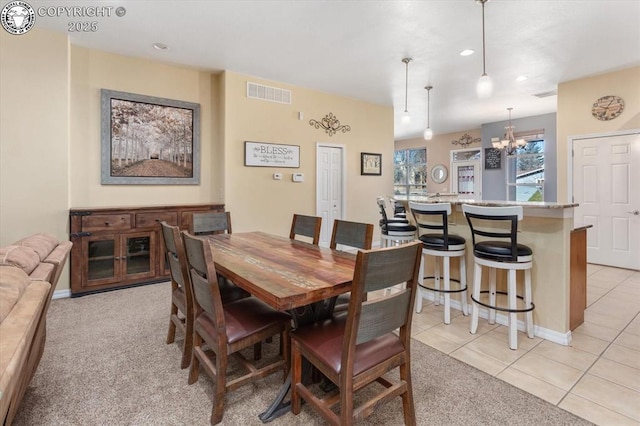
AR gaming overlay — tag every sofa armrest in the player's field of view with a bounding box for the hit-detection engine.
[42,241,72,289]
[0,280,50,424]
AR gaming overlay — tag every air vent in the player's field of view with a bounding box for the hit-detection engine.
[533,90,557,98]
[247,82,291,104]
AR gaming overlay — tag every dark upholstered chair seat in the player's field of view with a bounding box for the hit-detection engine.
[197,298,291,345]
[382,223,417,233]
[292,314,404,376]
[418,233,466,251]
[474,240,532,262]
[379,218,409,226]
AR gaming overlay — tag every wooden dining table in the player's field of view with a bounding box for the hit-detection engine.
[204,231,357,422]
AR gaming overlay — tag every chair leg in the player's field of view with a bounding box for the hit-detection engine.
[166,304,177,344]
[460,253,469,316]
[470,262,482,334]
[181,311,194,369]
[488,268,497,325]
[291,343,302,415]
[443,257,451,324]
[211,352,228,425]
[508,269,518,350]
[415,254,425,313]
[400,362,417,426]
[188,332,203,385]
[524,269,534,338]
[433,258,441,306]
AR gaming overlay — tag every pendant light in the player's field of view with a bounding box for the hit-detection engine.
[401,58,412,124]
[476,0,493,98]
[423,85,433,140]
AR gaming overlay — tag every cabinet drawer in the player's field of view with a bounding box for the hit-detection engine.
[82,214,131,232]
[136,212,178,228]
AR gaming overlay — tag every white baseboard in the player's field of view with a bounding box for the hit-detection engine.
[416,290,572,346]
[52,289,71,300]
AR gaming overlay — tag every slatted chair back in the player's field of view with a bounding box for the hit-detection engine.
[329,219,374,251]
[409,202,457,250]
[462,204,523,262]
[289,214,322,245]
[181,231,225,328]
[191,211,232,236]
[160,221,195,369]
[346,242,422,346]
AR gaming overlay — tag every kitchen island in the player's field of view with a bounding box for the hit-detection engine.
[395,196,586,345]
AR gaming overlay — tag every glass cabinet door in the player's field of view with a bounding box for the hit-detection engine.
[83,235,121,287]
[123,232,156,280]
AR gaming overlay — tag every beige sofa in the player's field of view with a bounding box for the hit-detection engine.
[0,233,72,425]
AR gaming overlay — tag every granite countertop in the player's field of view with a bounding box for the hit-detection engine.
[396,195,578,209]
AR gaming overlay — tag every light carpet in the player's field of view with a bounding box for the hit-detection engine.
[13,282,592,425]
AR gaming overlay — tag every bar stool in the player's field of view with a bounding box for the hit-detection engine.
[377,197,416,247]
[462,204,534,350]
[409,202,468,324]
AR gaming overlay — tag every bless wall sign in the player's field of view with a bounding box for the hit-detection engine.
[244,141,300,168]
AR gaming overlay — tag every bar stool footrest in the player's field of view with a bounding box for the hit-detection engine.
[419,276,467,294]
[470,290,535,313]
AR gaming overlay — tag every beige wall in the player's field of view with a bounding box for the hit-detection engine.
[557,66,640,202]
[0,30,70,247]
[395,130,482,192]
[69,46,221,207]
[223,71,393,238]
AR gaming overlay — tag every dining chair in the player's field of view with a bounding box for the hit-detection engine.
[377,197,416,248]
[191,211,232,235]
[409,202,468,324]
[289,214,322,245]
[291,241,422,425]
[160,221,195,369]
[462,204,535,350]
[329,219,374,252]
[182,231,291,425]
[330,219,374,313]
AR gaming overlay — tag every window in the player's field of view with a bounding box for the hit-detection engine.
[394,148,427,196]
[506,131,545,202]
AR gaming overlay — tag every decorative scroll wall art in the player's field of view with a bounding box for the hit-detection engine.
[451,133,481,148]
[309,112,351,137]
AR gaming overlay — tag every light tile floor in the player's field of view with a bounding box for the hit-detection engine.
[410,264,640,426]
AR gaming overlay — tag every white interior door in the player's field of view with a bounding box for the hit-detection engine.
[316,144,345,247]
[573,132,640,270]
[450,160,482,201]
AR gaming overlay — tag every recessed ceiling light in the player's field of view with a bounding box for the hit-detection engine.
[153,43,169,51]
[460,49,474,56]
[516,75,528,82]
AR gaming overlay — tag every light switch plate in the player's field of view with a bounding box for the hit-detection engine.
[292,173,304,182]
[273,173,282,180]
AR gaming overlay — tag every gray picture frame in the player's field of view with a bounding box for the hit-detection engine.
[101,89,201,185]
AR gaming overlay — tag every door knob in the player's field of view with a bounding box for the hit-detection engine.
[628,210,639,215]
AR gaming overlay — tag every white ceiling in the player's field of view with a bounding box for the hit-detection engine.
[30,0,640,140]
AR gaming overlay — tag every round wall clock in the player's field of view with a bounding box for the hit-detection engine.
[592,95,624,121]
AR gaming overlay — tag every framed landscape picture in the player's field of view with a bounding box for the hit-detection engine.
[361,152,382,176]
[100,89,201,184]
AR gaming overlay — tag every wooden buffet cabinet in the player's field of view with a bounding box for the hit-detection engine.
[69,204,224,296]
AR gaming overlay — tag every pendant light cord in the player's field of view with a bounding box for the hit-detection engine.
[404,59,409,113]
[481,0,487,75]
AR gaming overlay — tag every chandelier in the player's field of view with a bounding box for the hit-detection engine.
[492,108,526,155]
